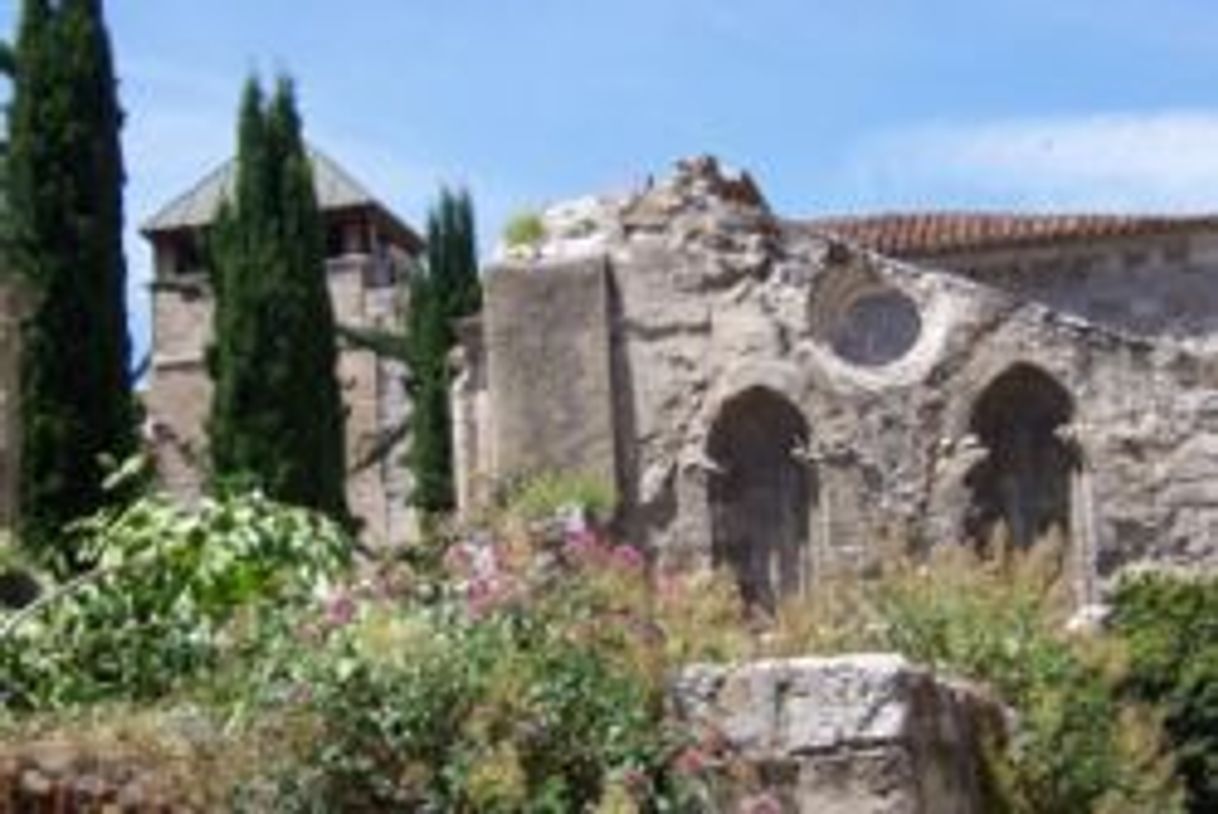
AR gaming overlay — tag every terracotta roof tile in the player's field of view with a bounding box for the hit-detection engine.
[798,212,1218,257]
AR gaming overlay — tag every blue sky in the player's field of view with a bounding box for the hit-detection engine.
[5,0,1218,357]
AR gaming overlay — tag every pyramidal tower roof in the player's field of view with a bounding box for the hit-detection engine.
[141,146,421,248]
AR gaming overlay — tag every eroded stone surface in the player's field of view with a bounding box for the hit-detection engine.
[670,655,1002,813]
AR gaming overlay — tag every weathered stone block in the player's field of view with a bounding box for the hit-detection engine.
[670,655,1000,814]
[485,257,617,490]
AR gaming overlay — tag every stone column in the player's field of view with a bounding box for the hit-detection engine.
[1060,421,1099,606]
[451,316,489,519]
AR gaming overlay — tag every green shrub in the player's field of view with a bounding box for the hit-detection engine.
[503,211,546,248]
[0,492,351,713]
[235,522,690,812]
[1110,573,1218,813]
[499,471,617,522]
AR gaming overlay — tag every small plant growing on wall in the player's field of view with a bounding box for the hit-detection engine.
[503,210,546,248]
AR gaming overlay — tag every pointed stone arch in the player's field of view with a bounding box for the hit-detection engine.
[965,363,1078,551]
[707,387,813,609]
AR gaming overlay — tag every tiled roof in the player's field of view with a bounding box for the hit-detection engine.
[141,147,421,248]
[798,212,1218,258]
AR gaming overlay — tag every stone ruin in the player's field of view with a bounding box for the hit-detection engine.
[142,148,419,547]
[9,151,1218,812]
[454,155,1218,608]
[671,655,1002,813]
[137,147,1218,604]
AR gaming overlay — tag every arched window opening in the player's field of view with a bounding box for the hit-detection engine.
[707,388,813,610]
[965,364,1077,552]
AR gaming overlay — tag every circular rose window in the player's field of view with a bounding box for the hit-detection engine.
[829,289,922,367]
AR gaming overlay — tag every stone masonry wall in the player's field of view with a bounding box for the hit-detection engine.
[472,157,1218,603]
[484,256,617,490]
[146,257,411,546]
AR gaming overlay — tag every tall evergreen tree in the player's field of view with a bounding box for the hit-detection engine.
[8,0,134,573]
[405,188,480,513]
[208,76,349,524]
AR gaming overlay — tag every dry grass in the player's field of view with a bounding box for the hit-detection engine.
[0,701,319,809]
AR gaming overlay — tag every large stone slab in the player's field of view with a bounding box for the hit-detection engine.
[484,257,617,490]
[670,654,1001,813]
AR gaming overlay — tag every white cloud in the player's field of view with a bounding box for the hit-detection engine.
[847,111,1218,212]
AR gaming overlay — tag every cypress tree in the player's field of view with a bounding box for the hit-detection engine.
[208,76,349,524]
[405,188,480,513]
[8,0,135,573]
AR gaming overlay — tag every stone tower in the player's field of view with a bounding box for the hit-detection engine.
[142,148,420,546]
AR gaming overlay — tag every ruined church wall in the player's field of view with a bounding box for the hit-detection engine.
[925,305,1218,591]
[930,230,1218,340]
[602,225,1218,595]
[472,160,1218,601]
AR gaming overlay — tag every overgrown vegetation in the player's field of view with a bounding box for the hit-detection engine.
[236,526,691,811]
[1,477,1214,812]
[763,540,1184,813]
[7,0,136,575]
[497,470,618,522]
[0,489,350,713]
[1110,573,1218,813]
[207,75,350,525]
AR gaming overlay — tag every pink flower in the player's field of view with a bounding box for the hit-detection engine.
[443,543,474,575]
[323,592,357,628]
[740,792,784,814]
[672,746,708,776]
[562,530,602,565]
[466,575,512,618]
[619,767,649,795]
[611,544,645,571]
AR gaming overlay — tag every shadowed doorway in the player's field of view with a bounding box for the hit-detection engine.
[708,388,812,610]
[965,364,1077,551]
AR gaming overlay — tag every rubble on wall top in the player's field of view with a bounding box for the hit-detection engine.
[495,155,773,264]
[661,155,769,211]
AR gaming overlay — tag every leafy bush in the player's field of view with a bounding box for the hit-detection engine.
[503,211,546,248]
[0,492,351,713]
[1,475,1203,814]
[765,542,1183,814]
[234,518,696,812]
[1110,572,1218,813]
